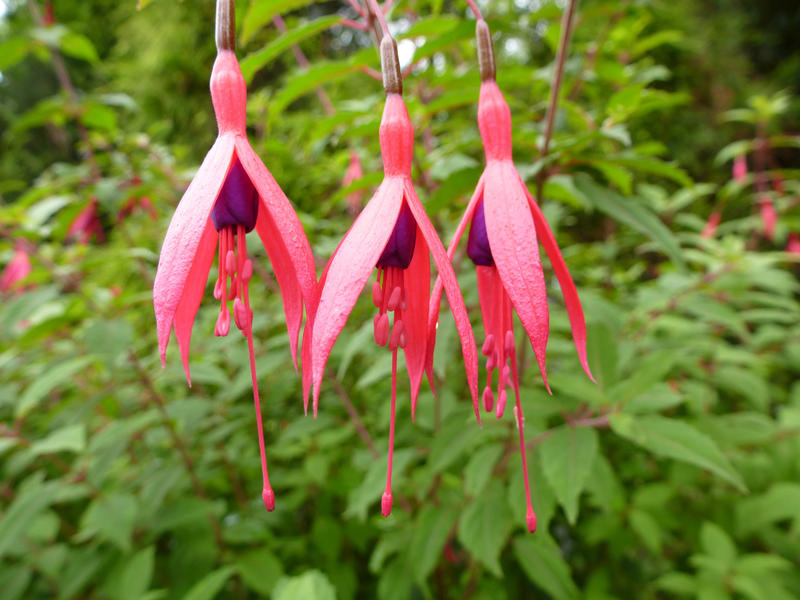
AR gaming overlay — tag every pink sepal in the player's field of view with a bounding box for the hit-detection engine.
[483,161,549,389]
[154,135,235,382]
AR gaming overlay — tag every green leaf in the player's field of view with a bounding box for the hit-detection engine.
[269,59,365,121]
[513,535,580,600]
[463,444,503,497]
[0,565,32,600]
[241,0,318,44]
[273,570,337,600]
[31,424,86,455]
[0,38,31,71]
[735,483,800,535]
[586,321,617,389]
[181,566,238,600]
[77,493,138,552]
[59,32,99,63]
[236,549,283,595]
[700,522,737,565]
[0,477,59,560]
[457,480,513,577]
[16,356,94,419]
[629,508,663,554]
[539,426,599,524]
[574,174,686,270]
[609,414,746,491]
[240,16,342,84]
[409,506,458,582]
[119,546,155,600]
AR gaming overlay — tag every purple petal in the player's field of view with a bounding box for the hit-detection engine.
[467,199,494,267]
[211,157,259,232]
[377,201,416,268]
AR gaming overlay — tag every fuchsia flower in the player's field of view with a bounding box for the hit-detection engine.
[428,20,593,533]
[701,211,721,238]
[759,195,776,240]
[342,150,365,216]
[1,241,32,293]
[786,233,800,256]
[302,36,478,517]
[732,155,747,183]
[67,198,105,244]
[153,0,315,511]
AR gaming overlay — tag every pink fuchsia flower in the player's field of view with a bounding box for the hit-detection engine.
[67,198,105,244]
[153,0,315,511]
[759,195,776,240]
[342,150,365,217]
[0,240,32,293]
[732,155,747,183]
[701,211,722,238]
[786,233,800,256]
[428,20,594,533]
[302,37,479,517]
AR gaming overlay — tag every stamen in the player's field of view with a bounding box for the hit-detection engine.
[374,313,390,346]
[481,334,495,357]
[247,329,274,511]
[505,330,515,354]
[215,310,230,337]
[226,249,237,275]
[388,318,404,350]
[241,258,253,283]
[482,386,494,412]
[495,389,507,418]
[512,405,536,533]
[215,230,230,337]
[372,280,384,307]
[382,349,398,517]
[486,352,497,372]
[387,286,402,312]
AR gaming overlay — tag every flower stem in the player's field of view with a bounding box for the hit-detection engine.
[215,0,235,51]
[537,0,579,198]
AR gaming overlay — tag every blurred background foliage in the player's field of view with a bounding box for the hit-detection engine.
[1,0,799,598]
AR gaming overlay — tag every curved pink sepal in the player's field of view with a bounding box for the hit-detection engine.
[310,177,405,409]
[154,135,235,381]
[237,139,317,368]
[483,161,550,389]
[404,180,480,422]
[403,224,430,419]
[520,178,594,382]
[425,175,485,390]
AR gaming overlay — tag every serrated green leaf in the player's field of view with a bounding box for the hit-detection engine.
[31,424,86,455]
[609,414,746,491]
[409,506,457,582]
[513,535,580,600]
[16,356,94,419]
[539,426,599,523]
[273,570,336,600]
[575,174,686,270]
[240,16,342,84]
[457,480,512,577]
[181,566,238,600]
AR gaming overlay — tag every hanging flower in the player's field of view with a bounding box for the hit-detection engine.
[342,150,365,217]
[302,36,479,517]
[701,211,721,238]
[0,240,32,293]
[786,233,800,256]
[67,197,105,244]
[153,0,316,511]
[732,155,747,183]
[759,194,776,240]
[428,20,594,533]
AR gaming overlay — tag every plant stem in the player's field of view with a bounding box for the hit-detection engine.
[536,0,579,201]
